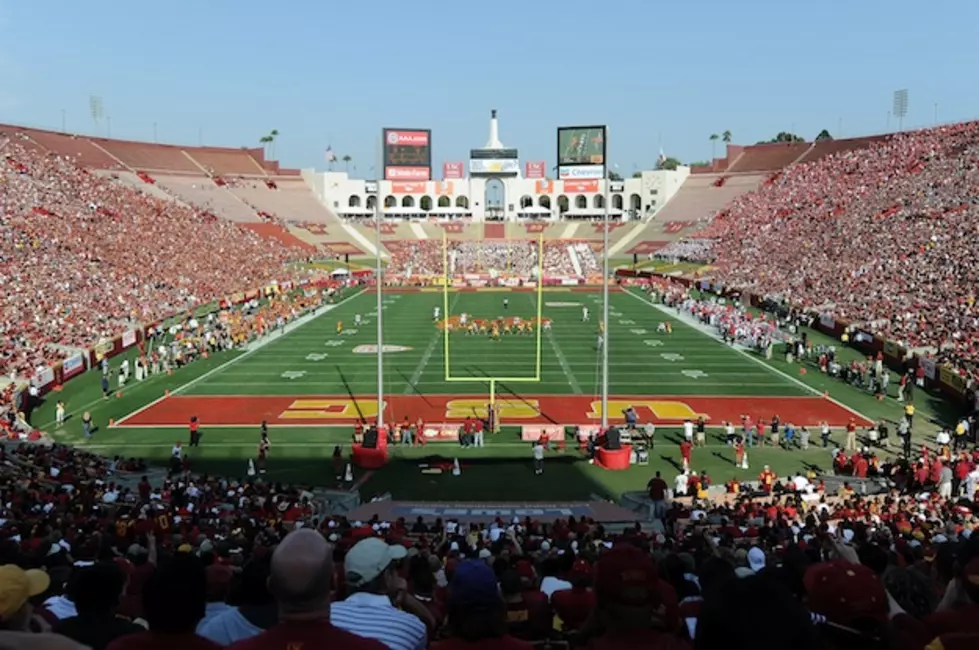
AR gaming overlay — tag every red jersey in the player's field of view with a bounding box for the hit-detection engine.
[226,620,385,650]
[680,441,692,460]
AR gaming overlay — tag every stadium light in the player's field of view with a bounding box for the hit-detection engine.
[601,134,610,430]
[373,133,385,428]
[893,89,908,132]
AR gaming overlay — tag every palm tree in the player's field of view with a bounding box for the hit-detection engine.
[259,134,272,158]
[722,130,732,143]
[267,129,279,159]
[342,154,352,173]
[709,133,719,159]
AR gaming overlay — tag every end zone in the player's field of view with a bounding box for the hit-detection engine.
[114,394,871,429]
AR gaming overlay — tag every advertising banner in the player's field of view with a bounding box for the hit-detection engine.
[469,159,520,174]
[122,330,137,348]
[939,366,967,395]
[391,182,427,194]
[386,166,430,181]
[535,179,554,194]
[434,181,454,195]
[63,354,85,380]
[525,161,546,179]
[919,356,937,380]
[33,366,54,389]
[383,128,431,181]
[563,180,600,193]
[442,162,464,179]
[558,165,604,180]
[882,339,906,361]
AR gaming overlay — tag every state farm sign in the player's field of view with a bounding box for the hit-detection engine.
[386,166,431,181]
[386,130,429,146]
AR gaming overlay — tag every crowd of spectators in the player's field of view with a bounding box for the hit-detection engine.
[0,434,977,650]
[0,135,309,379]
[671,122,979,380]
[385,241,594,279]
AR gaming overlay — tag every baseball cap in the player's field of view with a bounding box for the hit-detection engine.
[127,544,147,556]
[0,565,50,620]
[804,561,888,625]
[747,547,766,573]
[448,559,500,606]
[595,545,660,607]
[345,538,407,588]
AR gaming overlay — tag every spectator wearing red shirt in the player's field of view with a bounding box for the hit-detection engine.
[585,544,686,650]
[433,560,532,650]
[551,559,595,632]
[107,553,220,650]
[225,529,384,650]
[501,569,552,641]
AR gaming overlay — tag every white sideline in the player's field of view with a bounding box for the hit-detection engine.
[113,288,368,426]
[622,289,875,424]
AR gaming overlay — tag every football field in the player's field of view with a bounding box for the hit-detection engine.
[34,286,925,503]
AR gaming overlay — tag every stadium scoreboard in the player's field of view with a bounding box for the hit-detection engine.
[383,128,432,181]
[556,125,606,180]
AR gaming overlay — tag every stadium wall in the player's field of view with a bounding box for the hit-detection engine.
[312,168,690,221]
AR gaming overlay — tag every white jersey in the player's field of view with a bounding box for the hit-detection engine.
[597,334,604,349]
[683,421,694,440]
[354,314,362,325]
[460,313,468,325]
[434,306,441,320]
[582,307,589,321]
[171,445,183,458]
[532,443,544,460]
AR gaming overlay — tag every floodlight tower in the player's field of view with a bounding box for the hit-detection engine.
[893,89,908,132]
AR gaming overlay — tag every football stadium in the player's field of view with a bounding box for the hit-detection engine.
[3,13,979,647]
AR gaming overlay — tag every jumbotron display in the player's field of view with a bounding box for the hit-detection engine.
[556,125,606,180]
[383,128,432,181]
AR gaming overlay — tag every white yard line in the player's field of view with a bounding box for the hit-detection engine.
[112,289,368,426]
[623,289,875,423]
[525,294,582,394]
[405,293,460,394]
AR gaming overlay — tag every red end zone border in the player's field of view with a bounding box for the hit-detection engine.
[115,394,871,428]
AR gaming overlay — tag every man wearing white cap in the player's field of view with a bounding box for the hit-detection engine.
[331,538,432,650]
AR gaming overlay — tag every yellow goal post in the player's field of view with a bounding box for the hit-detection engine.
[441,231,544,407]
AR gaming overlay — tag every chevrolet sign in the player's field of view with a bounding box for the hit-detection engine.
[469,159,520,174]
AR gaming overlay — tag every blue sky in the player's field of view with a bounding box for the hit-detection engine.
[2,0,975,175]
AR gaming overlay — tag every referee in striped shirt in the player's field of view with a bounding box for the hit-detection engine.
[332,538,433,650]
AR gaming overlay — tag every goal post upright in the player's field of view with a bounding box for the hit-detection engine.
[440,229,543,417]
[534,232,543,381]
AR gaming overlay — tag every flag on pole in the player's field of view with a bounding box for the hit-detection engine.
[658,147,667,165]
[325,146,336,163]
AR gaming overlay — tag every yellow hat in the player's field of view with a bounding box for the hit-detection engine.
[0,565,50,620]
[177,544,193,553]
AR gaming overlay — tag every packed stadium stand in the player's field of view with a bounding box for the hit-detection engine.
[4,118,979,650]
[0,131,307,378]
[673,121,979,373]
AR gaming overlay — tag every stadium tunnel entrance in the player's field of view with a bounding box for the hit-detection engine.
[484,178,505,219]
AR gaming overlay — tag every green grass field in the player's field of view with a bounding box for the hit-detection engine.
[29,287,954,503]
